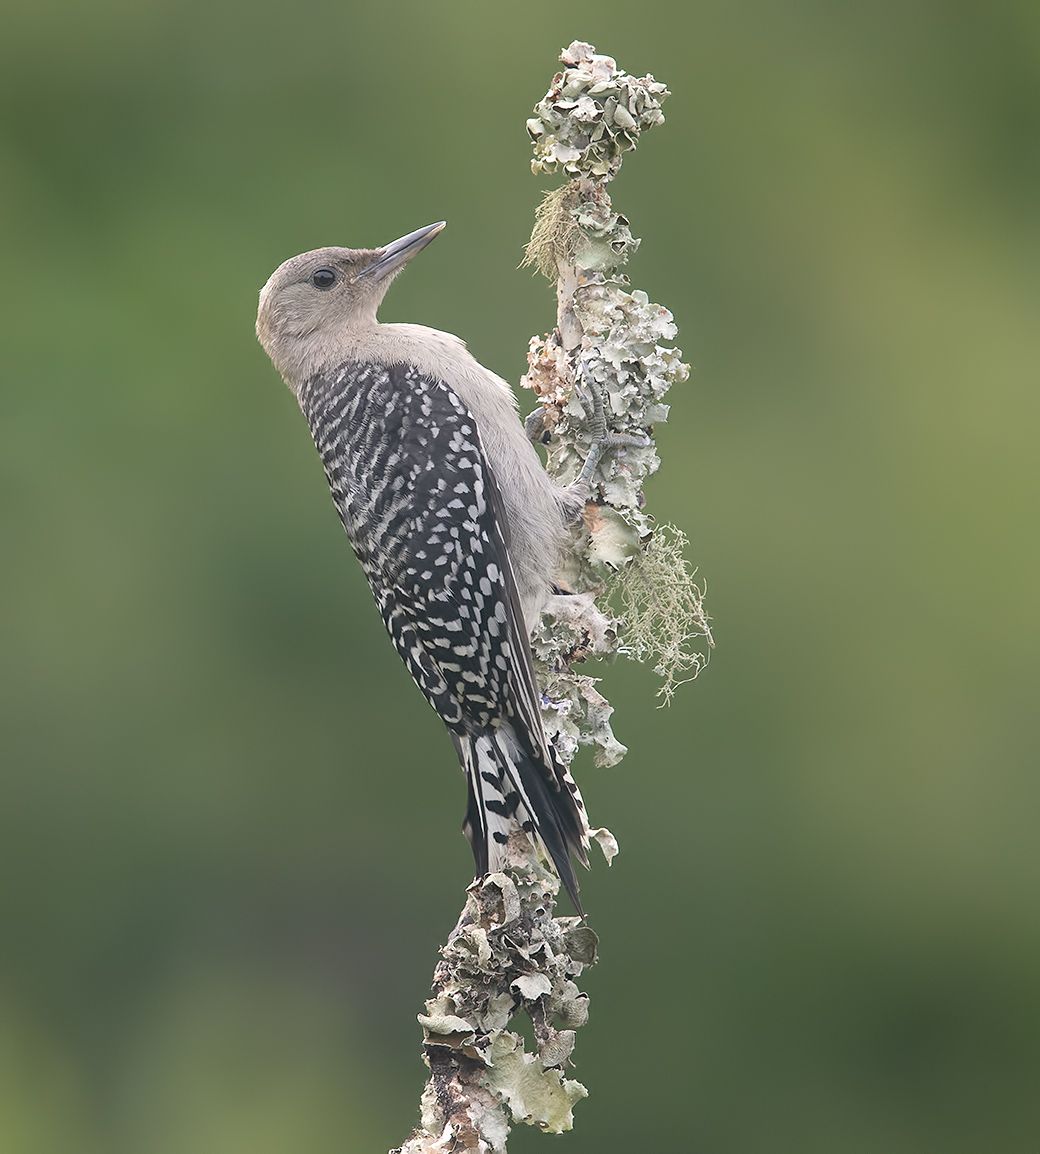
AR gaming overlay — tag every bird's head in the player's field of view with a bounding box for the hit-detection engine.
[256,221,445,382]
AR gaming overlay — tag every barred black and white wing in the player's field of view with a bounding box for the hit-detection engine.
[298,360,589,908]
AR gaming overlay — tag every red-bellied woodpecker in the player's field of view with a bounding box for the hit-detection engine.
[256,222,632,911]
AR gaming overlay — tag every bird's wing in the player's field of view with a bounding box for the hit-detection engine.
[302,358,551,752]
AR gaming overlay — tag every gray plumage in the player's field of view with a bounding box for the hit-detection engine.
[256,223,591,909]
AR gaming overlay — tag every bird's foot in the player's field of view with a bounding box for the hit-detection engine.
[570,376,651,486]
[576,430,651,488]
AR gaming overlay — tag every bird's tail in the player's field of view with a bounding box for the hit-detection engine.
[455,723,590,915]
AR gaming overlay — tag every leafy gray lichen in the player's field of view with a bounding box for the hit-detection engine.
[527,41,669,179]
[529,590,627,770]
[397,837,597,1153]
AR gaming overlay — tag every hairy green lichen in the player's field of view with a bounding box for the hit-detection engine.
[520,184,580,280]
[611,523,714,704]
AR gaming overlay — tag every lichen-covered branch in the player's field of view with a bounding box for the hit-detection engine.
[392,835,595,1154]
[523,42,712,719]
[393,41,710,1153]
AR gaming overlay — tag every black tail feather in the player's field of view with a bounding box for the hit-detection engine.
[506,748,584,916]
[455,727,586,916]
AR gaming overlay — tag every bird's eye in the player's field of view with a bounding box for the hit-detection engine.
[311,268,337,289]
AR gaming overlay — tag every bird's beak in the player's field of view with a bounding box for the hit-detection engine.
[358,221,446,283]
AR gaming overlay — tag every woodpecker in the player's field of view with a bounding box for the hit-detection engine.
[256,222,605,910]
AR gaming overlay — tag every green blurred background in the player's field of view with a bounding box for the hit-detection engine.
[2,2,1038,1151]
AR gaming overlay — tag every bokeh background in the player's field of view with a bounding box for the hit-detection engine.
[2,2,1038,1151]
